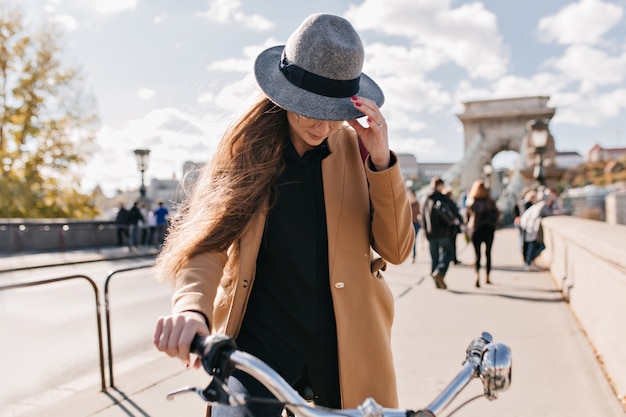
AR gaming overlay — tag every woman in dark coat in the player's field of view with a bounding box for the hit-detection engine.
[465,180,499,287]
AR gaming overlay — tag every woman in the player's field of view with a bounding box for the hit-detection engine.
[152,13,414,417]
[465,179,499,287]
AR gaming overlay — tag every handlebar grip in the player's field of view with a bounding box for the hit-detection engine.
[190,334,207,356]
[190,334,237,377]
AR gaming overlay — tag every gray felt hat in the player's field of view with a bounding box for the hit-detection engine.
[254,13,384,121]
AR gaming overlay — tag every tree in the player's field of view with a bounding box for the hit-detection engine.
[0,4,100,218]
[557,154,626,190]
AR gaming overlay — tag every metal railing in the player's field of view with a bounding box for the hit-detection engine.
[0,258,157,397]
[103,262,156,388]
[0,274,107,391]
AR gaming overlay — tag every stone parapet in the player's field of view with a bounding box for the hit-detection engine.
[606,190,626,225]
[541,216,626,403]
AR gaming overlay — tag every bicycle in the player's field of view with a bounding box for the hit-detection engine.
[166,331,512,417]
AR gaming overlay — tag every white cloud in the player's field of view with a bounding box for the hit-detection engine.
[82,107,225,196]
[538,0,623,46]
[552,89,626,126]
[381,73,451,114]
[346,0,508,80]
[153,13,168,24]
[491,73,569,98]
[364,42,445,77]
[54,14,78,31]
[137,88,155,99]
[195,0,274,31]
[206,39,280,75]
[207,57,253,73]
[544,45,626,88]
[210,74,259,112]
[89,0,141,14]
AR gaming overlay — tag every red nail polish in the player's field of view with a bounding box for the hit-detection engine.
[355,102,362,107]
[185,363,190,368]
[350,96,358,101]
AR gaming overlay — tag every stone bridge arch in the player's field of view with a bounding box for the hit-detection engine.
[455,96,556,192]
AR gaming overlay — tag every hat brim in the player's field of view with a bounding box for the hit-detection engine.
[254,46,384,121]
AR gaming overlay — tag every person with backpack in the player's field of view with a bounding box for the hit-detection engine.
[421,177,459,289]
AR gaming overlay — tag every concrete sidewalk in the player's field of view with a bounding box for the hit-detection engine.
[2,228,625,417]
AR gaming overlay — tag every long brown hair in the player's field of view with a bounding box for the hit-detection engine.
[156,94,289,280]
[468,179,490,201]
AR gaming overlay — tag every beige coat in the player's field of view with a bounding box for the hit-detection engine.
[172,127,414,409]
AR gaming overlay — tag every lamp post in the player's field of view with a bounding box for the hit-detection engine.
[483,162,493,189]
[133,149,151,200]
[529,120,549,186]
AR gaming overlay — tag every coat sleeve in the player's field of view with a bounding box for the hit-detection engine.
[365,152,414,264]
[171,250,228,330]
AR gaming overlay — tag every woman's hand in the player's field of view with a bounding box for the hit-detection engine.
[346,95,390,170]
[154,311,209,368]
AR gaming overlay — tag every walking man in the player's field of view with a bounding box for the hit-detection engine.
[115,203,129,246]
[421,177,458,289]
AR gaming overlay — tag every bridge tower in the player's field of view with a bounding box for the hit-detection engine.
[455,96,556,192]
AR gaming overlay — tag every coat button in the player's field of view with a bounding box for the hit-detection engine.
[242,280,249,288]
[335,282,345,289]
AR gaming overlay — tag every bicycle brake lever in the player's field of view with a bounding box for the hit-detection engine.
[200,377,231,404]
[166,386,206,401]
[166,377,231,404]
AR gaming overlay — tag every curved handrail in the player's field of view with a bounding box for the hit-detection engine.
[103,262,155,388]
[0,275,106,391]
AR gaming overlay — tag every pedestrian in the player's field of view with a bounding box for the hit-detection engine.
[514,189,537,261]
[408,189,421,263]
[421,176,458,289]
[153,200,169,248]
[443,188,464,265]
[126,200,145,250]
[520,188,560,270]
[153,13,413,417]
[465,179,499,287]
[114,202,129,246]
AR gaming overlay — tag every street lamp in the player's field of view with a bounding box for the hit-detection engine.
[133,148,151,199]
[529,120,549,186]
[483,162,493,189]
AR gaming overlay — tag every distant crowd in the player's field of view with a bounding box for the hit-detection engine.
[115,200,169,250]
[411,176,561,289]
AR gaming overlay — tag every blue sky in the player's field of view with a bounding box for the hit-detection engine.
[17,0,626,196]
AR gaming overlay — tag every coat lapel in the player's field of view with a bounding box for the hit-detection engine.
[322,133,347,279]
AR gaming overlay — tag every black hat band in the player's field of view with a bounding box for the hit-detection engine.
[279,51,360,98]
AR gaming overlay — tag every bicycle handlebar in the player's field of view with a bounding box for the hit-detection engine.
[167,331,512,417]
